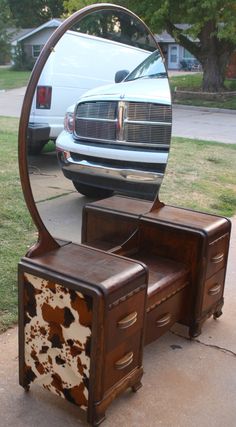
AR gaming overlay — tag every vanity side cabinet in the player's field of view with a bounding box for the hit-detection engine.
[82,195,151,251]
[18,244,148,426]
[144,206,231,337]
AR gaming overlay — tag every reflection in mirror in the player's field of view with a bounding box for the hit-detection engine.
[70,9,157,52]
[27,8,171,245]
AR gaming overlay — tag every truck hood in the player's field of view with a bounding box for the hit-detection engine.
[78,77,171,105]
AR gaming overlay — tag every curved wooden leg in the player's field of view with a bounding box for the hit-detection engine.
[91,413,106,427]
[213,308,223,319]
[213,299,224,320]
[131,380,142,393]
[23,384,30,392]
[189,322,202,339]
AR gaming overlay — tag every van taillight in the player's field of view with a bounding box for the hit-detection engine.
[36,86,52,109]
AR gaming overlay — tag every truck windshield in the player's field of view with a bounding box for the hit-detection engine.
[125,50,167,81]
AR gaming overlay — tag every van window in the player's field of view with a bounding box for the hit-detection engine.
[71,9,157,52]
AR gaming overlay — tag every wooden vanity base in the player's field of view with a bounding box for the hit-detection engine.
[18,197,231,425]
[82,196,231,340]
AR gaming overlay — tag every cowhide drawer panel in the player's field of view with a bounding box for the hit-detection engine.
[23,273,92,410]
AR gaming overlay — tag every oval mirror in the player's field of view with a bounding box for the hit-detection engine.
[19,4,172,249]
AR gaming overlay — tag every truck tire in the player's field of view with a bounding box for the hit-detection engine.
[72,181,113,198]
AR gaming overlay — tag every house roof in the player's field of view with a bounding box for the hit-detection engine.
[155,24,193,43]
[155,31,175,43]
[12,18,63,43]
[9,28,35,43]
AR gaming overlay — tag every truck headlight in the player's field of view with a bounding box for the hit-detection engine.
[64,112,75,133]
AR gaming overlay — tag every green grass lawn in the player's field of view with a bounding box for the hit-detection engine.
[170,73,236,109]
[160,137,236,215]
[0,116,236,332]
[0,117,36,331]
[0,67,31,90]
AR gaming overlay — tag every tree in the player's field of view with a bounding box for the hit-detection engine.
[0,0,13,64]
[8,0,65,27]
[64,0,236,92]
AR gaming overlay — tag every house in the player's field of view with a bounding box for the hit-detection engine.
[11,19,62,66]
[11,20,199,71]
[155,24,199,70]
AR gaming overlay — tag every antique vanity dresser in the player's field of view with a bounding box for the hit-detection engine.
[18,4,231,426]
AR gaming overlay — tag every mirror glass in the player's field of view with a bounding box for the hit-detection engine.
[26,7,172,244]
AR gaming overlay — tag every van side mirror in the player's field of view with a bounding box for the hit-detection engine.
[115,69,129,83]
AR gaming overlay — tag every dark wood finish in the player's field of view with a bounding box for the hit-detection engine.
[18,4,161,423]
[17,4,231,424]
[144,206,231,337]
[18,243,148,426]
[145,286,188,345]
[82,195,152,250]
[82,196,231,341]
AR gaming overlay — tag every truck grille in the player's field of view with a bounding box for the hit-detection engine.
[126,123,171,145]
[76,101,117,120]
[74,101,171,147]
[127,102,172,123]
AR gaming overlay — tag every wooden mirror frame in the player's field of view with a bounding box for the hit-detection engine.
[18,2,163,258]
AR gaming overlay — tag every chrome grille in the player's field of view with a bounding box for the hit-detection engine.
[126,123,171,145]
[127,102,172,123]
[75,119,116,140]
[75,101,117,140]
[76,101,117,119]
[74,100,172,147]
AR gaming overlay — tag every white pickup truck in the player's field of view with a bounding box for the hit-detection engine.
[28,28,155,154]
[56,50,172,199]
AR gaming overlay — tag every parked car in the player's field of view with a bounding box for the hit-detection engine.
[28,17,157,154]
[56,49,172,200]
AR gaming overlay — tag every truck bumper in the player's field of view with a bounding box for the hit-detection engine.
[27,123,51,144]
[57,149,164,199]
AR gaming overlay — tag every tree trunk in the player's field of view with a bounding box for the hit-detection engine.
[163,18,235,93]
[201,51,230,92]
[198,20,233,92]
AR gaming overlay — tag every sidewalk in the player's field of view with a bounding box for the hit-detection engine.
[0,217,235,427]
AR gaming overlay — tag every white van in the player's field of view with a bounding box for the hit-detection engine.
[29,29,153,153]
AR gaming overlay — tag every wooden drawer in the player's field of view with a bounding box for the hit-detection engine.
[103,333,141,392]
[145,287,187,345]
[106,288,146,352]
[202,269,225,312]
[206,233,229,278]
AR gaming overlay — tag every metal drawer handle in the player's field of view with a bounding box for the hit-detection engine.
[115,352,134,370]
[117,312,138,329]
[208,283,222,296]
[156,313,172,328]
[211,253,224,264]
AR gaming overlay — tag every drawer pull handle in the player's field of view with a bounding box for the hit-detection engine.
[117,312,138,329]
[211,253,224,264]
[115,352,134,370]
[156,313,172,328]
[208,283,221,296]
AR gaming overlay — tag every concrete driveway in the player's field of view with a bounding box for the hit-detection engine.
[0,86,26,117]
[0,86,235,143]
